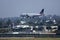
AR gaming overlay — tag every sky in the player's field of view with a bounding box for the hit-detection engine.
[0,0,60,18]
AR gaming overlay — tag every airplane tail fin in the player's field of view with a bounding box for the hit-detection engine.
[40,9,44,15]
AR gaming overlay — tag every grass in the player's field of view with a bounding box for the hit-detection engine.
[0,37,60,40]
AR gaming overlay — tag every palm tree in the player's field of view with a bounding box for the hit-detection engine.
[6,19,12,26]
[0,20,3,28]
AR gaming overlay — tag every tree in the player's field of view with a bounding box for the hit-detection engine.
[15,19,20,25]
[0,20,3,28]
[6,19,12,26]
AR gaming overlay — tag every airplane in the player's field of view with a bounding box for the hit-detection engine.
[20,9,45,19]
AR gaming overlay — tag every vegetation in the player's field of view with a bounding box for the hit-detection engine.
[0,38,60,40]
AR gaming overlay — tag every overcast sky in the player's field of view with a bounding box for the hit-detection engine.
[0,0,60,18]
